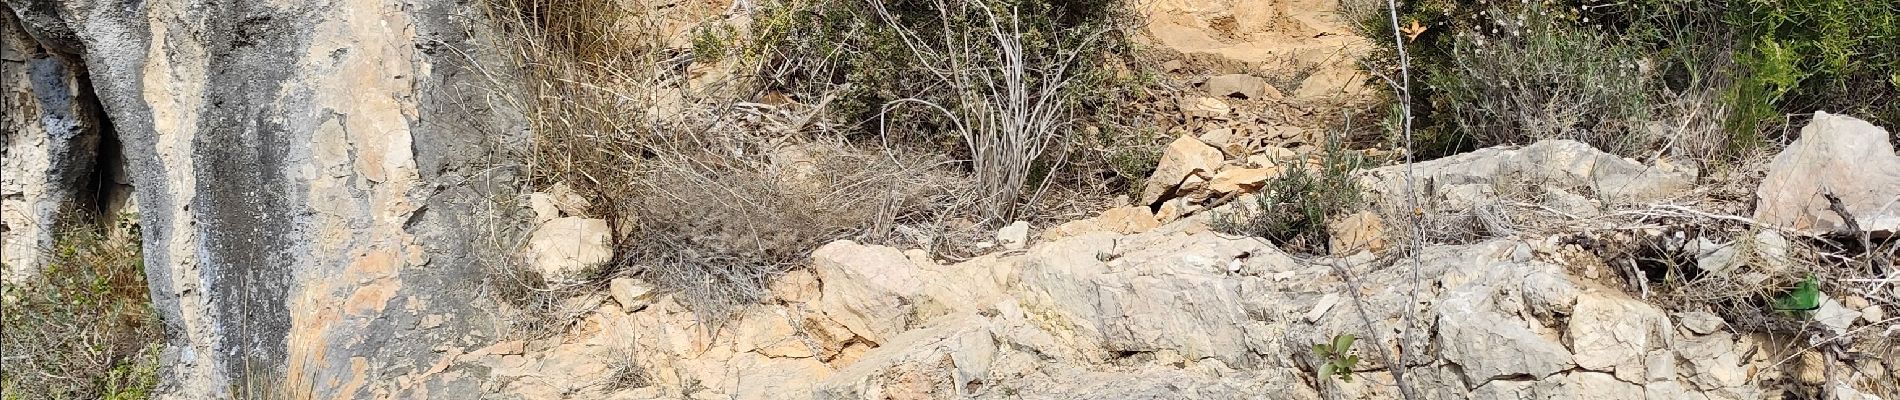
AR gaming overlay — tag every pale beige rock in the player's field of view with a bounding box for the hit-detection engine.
[1205,74,1277,100]
[1362,140,1697,210]
[1814,295,1859,335]
[812,241,924,344]
[544,182,594,217]
[611,278,656,312]
[527,217,615,282]
[527,193,560,225]
[997,221,1030,250]
[1041,206,1161,240]
[1755,112,1900,234]
[1326,211,1388,254]
[1140,135,1224,206]
[1436,277,1575,387]
[770,268,821,304]
[1207,167,1280,194]
[1199,127,1236,147]
[813,315,997,399]
[1676,311,1724,335]
[1178,96,1233,119]
[736,309,816,359]
[1568,291,1669,383]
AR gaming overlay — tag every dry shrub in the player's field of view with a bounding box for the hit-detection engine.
[1,217,161,400]
[476,0,983,321]
[623,138,967,318]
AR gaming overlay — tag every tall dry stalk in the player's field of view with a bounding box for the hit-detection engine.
[868,0,1100,223]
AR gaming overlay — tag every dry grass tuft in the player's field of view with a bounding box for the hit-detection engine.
[1,215,161,400]
[474,0,989,322]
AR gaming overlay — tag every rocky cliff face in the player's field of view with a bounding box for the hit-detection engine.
[2,9,104,276]
[4,0,1896,399]
[4,0,523,397]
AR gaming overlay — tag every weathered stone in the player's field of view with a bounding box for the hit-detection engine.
[1207,167,1279,194]
[1178,96,1232,119]
[1362,140,1697,210]
[1204,74,1277,100]
[611,278,656,312]
[1326,211,1388,254]
[527,217,615,282]
[1755,112,1900,233]
[814,315,997,399]
[1140,135,1223,206]
[997,221,1030,250]
[1676,311,1724,335]
[1436,277,1575,387]
[1041,206,1160,240]
[1,14,103,278]
[1814,295,1859,335]
[812,241,929,344]
[1568,291,1669,383]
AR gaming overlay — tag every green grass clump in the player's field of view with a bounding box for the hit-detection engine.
[1214,136,1365,254]
[2,218,160,400]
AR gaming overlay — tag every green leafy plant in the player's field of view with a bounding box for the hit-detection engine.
[1313,333,1361,382]
[1771,275,1822,313]
[1213,135,1364,254]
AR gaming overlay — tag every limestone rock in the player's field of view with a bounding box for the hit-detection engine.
[0,19,103,278]
[997,221,1030,250]
[611,278,656,312]
[1567,291,1670,383]
[1435,277,1576,387]
[1042,206,1161,240]
[1207,167,1279,194]
[812,241,931,344]
[1326,211,1388,254]
[4,0,529,396]
[1754,112,1900,234]
[1204,74,1277,100]
[1179,96,1233,119]
[1140,135,1223,206]
[528,217,615,282]
[1676,312,1724,335]
[1362,140,1697,210]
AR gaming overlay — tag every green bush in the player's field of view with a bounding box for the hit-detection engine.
[1727,0,1900,143]
[1359,0,1900,159]
[1214,137,1365,254]
[1,219,160,400]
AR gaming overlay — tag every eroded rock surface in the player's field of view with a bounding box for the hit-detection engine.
[1755,112,1900,234]
[5,0,523,397]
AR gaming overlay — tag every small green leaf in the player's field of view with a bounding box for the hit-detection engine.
[1772,275,1822,311]
[1313,343,1331,358]
[1342,354,1360,369]
[1319,363,1335,379]
[1332,334,1357,354]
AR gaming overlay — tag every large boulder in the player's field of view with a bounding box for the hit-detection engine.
[4,0,525,397]
[1754,112,1900,234]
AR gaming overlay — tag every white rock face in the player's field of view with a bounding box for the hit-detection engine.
[1361,139,1698,207]
[527,217,614,282]
[1754,112,1900,234]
